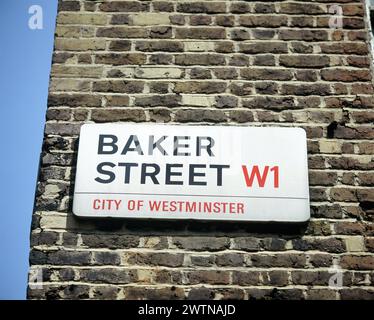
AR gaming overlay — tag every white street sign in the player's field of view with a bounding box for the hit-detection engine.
[73,124,310,222]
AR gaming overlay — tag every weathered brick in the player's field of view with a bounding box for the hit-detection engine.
[131,13,170,26]
[280,3,325,14]
[149,53,173,65]
[46,109,71,121]
[148,26,170,38]
[126,252,184,267]
[216,16,235,27]
[153,269,183,284]
[184,41,214,52]
[216,253,245,267]
[55,39,106,51]
[189,68,212,79]
[309,171,338,186]
[93,80,144,93]
[321,69,371,82]
[99,2,150,12]
[254,3,276,13]
[175,27,226,39]
[279,29,328,41]
[230,2,250,14]
[51,65,103,78]
[320,42,368,55]
[291,42,313,53]
[96,27,148,38]
[215,96,238,108]
[243,96,296,110]
[181,95,215,107]
[134,95,181,107]
[241,68,293,81]
[290,16,314,28]
[95,53,146,65]
[231,28,251,41]
[57,13,108,25]
[110,14,130,25]
[281,84,332,96]
[92,252,121,266]
[309,254,333,267]
[175,54,225,66]
[92,287,120,300]
[239,42,288,54]
[253,55,276,66]
[255,82,278,94]
[251,253,306,268]
[213,68,238,79]
[151,26,172,38]
[319,140,341,154]
[173,237,230,251]
[173,81,226,94]
[335,222,366,235]
[333,125,374,140]
[48,251,92,266]
[232,237,261,252]
[293,238,346,253]
[340,255,374,270]
[357,172,374,186]
[187,270,230,285]
[190,15,212,26]
[104,95,130,107]
[291,271,331,286]
[295,69,318,82]
[228,54,249,66]
[239,15,287,27]
[232,271,261,285]
[263,270,289,287]
[153,2,174,12]
[81,234,139,249]
[134,67,182,79]
[149,82,169,93]
[306,220,332,236]
[229,110,254,123]
[91,108,146,122]
[135,41,183,52]
[175,109,227,122]
[228,82,254,96]
[177,2,226,14]
[190,255,214,267]
[109,40,131,51]
[58,0,80,12]
[31,231,59,247]
[80,268,136,284]
[280,55,330,68]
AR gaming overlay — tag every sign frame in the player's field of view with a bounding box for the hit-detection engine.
[73,123,310,223]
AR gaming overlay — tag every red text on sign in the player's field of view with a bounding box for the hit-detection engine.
[242,165,279,188]
[93,199,122,210]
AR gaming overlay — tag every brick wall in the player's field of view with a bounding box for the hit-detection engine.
[28,0,374,300]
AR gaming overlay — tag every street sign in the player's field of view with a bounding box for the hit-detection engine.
[73,123,310,222]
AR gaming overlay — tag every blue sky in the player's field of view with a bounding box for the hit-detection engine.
[0,0,57,299]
